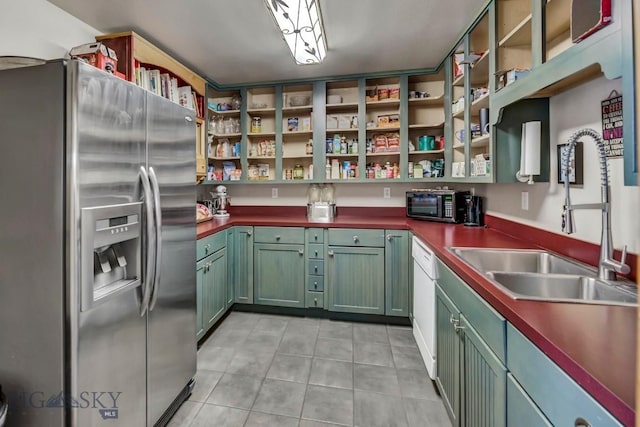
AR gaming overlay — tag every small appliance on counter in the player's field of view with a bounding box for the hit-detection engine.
[307,183,336,222]
[211,185,230,217]
[463,195,484,227]
[406,189,469,223]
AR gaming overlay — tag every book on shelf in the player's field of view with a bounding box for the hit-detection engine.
[132,65,202,116]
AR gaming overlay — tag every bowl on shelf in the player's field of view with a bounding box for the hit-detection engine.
[288,95,311,107]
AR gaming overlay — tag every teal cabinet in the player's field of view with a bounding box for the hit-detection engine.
[327,246,385,315]
[460,314,506,427]
[225,228,234,307]
[233,226,254,304]
[435,261,507,427]
[507,374,552,427]
[506,323,622,426]
[203,248,227,329]
[254,242,305,308]
[196,258,205,340]
[435,285,461,426]
[384,230,410,316]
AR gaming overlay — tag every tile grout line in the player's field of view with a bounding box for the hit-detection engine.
[299,320,321,423]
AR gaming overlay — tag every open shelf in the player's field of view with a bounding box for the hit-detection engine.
[366,99,401,108]
[452,74,465,87]
[247,132,276,138]
[452,109,464,119]
[247,107,276,115]
[209,132,242,138]
[470,93,490,115]
[282,105,313,113]
[366,126,401,132]
[209,156,241,161]
[409,122,445,130]
[283,130,314,136]
[470,51,490,86]
[283,154,314,159]
[408,95,445,106]
[409,149,445,155]
[532,64,603,98]
[326,128,359,133]
[247,156,276,160]
[326,153,359,158]
[326,102,359,111]
[366,152,401,157]
[471,134,490,147]
[209,109,240,115]
[500,14,532,47]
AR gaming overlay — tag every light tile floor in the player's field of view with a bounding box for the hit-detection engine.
[168,312,450,427]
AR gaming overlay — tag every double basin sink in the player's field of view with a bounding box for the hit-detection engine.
[449,248,637,306]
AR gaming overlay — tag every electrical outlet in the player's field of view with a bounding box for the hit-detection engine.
[383,187,391,199]
[272,187,278,198]
[521,191,529,210]
[469,186,475,196]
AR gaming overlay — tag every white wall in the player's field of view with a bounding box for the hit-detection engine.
[0,0,100,59]
[479,76,638,253]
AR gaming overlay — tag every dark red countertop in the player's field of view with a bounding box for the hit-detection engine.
[197,207,636,425]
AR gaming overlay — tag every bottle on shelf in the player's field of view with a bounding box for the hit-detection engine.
[325,159,331,180]
[333,134,341,154]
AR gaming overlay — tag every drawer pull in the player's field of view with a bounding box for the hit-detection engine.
[327,250,334,256]
[575,418,591,427]
[314,282,318,289]
[314,298,318,306]
[276,235,281,240]
[353,235,359,242]
[314,266,318,272]
[314,234,319,240]
[299,249,304,255]
[386,234,392,241]
[314,250,319,257]
[247,230,253,236]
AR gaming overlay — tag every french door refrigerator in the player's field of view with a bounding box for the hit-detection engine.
[0,59,197,426]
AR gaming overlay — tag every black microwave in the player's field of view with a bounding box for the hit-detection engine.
[406,190,469,223]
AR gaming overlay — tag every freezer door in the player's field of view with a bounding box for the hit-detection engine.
[69,61,147,426]
[145,93,197,426]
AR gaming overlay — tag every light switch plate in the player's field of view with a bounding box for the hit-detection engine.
[521,191,529,210]
[383,187,391,199]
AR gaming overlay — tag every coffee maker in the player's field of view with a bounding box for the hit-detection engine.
[211,185,230,217]
[463,195,484,227]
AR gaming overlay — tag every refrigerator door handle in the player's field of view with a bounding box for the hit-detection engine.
[148,166,163,311]
[139,166,156,316]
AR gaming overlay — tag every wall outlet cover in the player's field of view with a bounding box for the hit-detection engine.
[521,191,529,210]
[272,187,278,198]
[383,187,391,199]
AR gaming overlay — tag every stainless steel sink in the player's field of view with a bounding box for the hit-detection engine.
[486,272,637,305]
[450,248,595,276]
[448,247,637,306]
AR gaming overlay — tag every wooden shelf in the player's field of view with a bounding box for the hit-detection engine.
[532,64,602,98]
[409,149,445,155]
[97,31,206,96]
[471,134,491,147]
[247,107,276,115]
[247,156,276,160]
[283,130,313,136]
[366,99,400,108]
[499,14,532,47]
[247,132,276,138]
[409,122,445,130]
[453,142,465,149]
[470,93,490,116]
[470,51,490,86]
[408,95,445,106]
[366,126,401,132]
[326,153,359,158]
[282,105,313,113]
[366,152,401,157]
[209,132,242,138]
[452,73,465,87]
[283,154,314,159]
[545,0,571,41]
[209,156,241,161]
[326,128,359,133]
[209,109,240,115]
[326,102,359,111]
[452,109,464,119]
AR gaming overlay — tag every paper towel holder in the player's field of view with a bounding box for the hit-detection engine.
[516,121,542,184]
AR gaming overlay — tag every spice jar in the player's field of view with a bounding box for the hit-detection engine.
[306,139,313,155]
[293,164,304,180]
[251,116,262,133]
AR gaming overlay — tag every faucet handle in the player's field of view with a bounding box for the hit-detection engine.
[605,245,631,276]
[619,245,629,269]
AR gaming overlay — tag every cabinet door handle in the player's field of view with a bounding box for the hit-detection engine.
[353,236,359,242]
[327,250,334,256]
[449,314,456,324]
[314,298,318,306]
[314,234,319,240]
[247,230,253,236]
[386,234,393,241]
[275,235,281,240]
[453,323,465,332]
[299,249,304,255]
[575,418,591,427]
[314,250,319,257]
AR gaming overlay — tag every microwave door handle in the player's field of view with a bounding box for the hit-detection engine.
[148,166,162,312]
[139,166,156,316]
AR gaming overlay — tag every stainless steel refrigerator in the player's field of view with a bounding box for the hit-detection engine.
[0,59,197,426]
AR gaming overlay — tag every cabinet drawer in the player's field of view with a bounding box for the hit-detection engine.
[308,260,324,276]
[197,231,226,261]
[254,226,305,244]
[436,259,506,363]
[306,291,324,308]
[507,324,622,426]
[507,374,551,427]
[306,228,324,243]
[307,275,324,292]
[308,243,324,259]
[328,228,385,247]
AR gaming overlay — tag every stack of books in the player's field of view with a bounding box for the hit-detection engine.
[134,63,202,117]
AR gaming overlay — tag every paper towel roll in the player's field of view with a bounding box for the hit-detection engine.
[520,121,541,176]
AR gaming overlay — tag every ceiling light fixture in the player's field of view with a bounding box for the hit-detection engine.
[265,0,327,65]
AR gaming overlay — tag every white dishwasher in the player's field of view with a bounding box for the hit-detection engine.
[412,236,437,379]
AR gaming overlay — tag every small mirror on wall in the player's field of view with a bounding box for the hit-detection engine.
[557,142,584,185]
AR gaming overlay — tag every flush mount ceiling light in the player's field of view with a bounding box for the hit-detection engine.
[265,0,327,65]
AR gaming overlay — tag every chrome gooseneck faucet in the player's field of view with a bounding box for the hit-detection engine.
[561,128,630,280]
